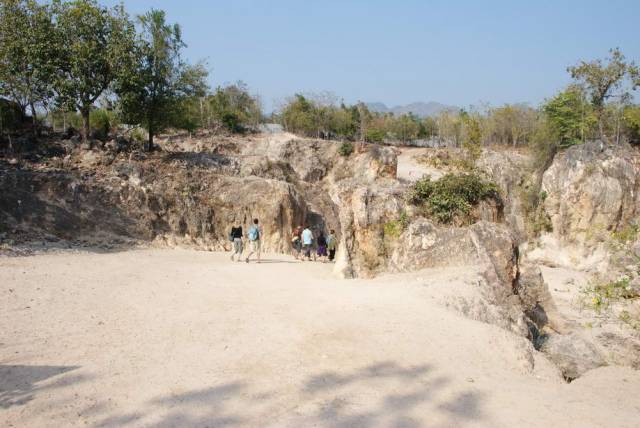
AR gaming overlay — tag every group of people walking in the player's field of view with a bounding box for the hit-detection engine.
[228,219,336,264]
[291,225,337,262]
[229,218,263,263]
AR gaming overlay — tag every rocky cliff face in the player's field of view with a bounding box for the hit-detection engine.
[534,141,640,269]
[543,142,639,244]
[0,135,398,271]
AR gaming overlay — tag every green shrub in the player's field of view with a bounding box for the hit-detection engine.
[90,109,119,140]
[520,185,553,236]
[383,211,409,239]
[365,128,385,144]
[581,277,639,314]
[221,111,243,133]
[408,173,499,224]
[130,127,147,143]
[612,223,639,244]
[338,141,354,156]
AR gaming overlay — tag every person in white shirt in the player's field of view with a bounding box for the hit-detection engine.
[301,225,314,261]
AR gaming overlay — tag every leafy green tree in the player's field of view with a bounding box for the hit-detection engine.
[622,105,640,145]
[54,0,135,144]
[461,111,482,167]
[280,94,316,136]
[387,113,420,143]
[542,85,594,147]
[0,0,58,131]
[117,9,207,150]
[206,81,262,133]
[332,104,357,140]
[436,110,463,146]
[487,104,537,146]
[568,48,640,142]
[365,127,385,143]
[420,117,438,139]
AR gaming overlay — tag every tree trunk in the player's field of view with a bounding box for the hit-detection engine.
[597,108,609,144]
[29,102,39,137]
[81,107,91,145]
[146,119,154,152]
[18,104,27,124]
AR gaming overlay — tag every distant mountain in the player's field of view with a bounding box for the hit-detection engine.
[365,101,458,118]
[364,102,390,113]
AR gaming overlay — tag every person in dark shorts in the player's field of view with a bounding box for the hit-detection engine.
[229,222,243,262]
[316,231,328,263]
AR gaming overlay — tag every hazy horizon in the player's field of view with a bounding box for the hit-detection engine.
[100,0,640,111]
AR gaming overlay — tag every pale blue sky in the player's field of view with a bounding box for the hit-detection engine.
[103,0,640,111]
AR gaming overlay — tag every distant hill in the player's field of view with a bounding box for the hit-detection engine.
[366,101,458,118]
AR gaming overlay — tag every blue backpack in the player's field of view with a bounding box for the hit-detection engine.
[248,225,260,241]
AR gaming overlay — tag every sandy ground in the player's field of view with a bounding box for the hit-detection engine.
[396,148,444,182]
[1,249,640,428]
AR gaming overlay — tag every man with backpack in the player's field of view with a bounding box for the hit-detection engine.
[245,218,262,263]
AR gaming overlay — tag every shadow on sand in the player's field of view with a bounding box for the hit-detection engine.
[85,361,487,427]
[0,365,85,409]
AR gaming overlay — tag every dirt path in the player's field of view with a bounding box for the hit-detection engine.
[396,147,444,182]
[1,249,639,427]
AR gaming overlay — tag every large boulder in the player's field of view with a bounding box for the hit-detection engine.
[539,333,606,381]
[541,141,640,256]
[389,219,530,336]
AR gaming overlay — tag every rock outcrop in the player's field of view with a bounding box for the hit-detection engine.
[0,161,308,253]
[389,219,530,336]
[535,141,640,269]
[477,150,529,243]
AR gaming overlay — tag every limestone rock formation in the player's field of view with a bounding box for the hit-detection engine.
[0,136,399,266]
[477,150,529,243]
[539,141,640,268]
[388,219,529,336]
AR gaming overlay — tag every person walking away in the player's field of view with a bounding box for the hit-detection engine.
[327,229,337,262]
[245,218,262,263]
[229,222,243,262]
[291,225,303,260]
[301,225,314,261]
[316,231,328,263]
